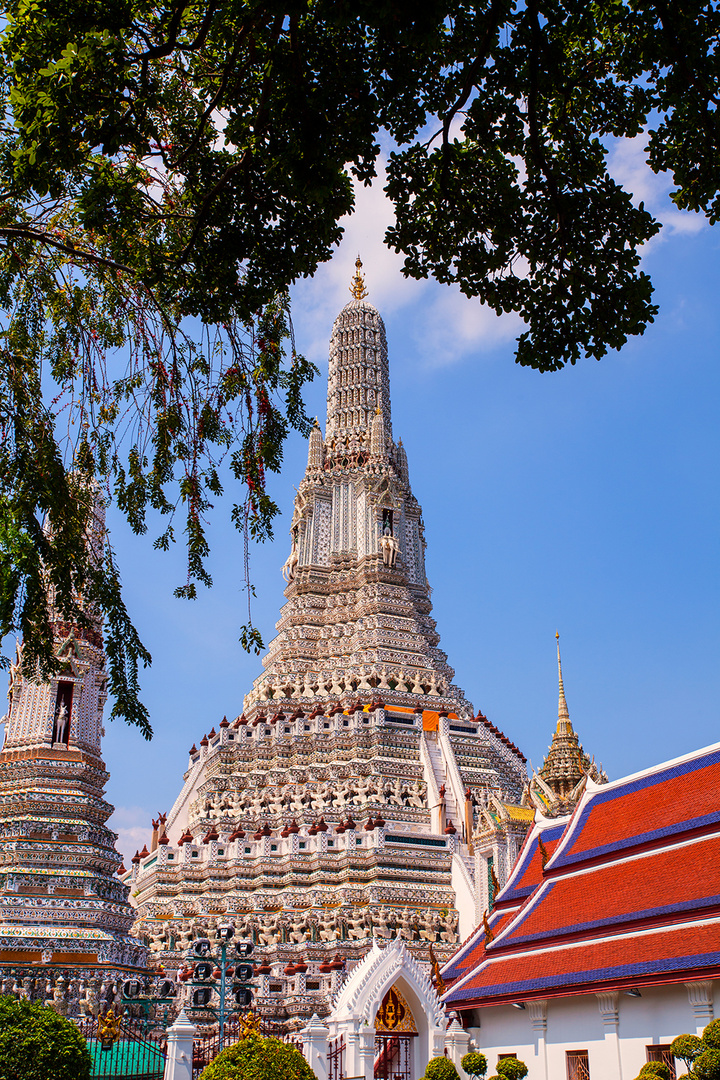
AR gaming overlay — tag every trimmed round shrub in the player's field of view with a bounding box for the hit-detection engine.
[495,1060,528,1080]
[461,1051,488,1077]
[694,1048,720,1080]
[704,1020,720,1050]
[0,995,91,1080]
[199,1034,317,1080]
[425,1058,460,1080]
[636,1062,672,1079]
[670,1033,703,1065]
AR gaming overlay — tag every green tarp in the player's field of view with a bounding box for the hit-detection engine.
[87,1038,165,1079]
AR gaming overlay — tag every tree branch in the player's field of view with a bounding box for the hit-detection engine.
[173,26,253,166]
[0,227,135,275]
[441,0,509,147]
[526,0,568,251]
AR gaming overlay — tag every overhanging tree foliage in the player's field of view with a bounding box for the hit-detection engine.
[0,0,718,731]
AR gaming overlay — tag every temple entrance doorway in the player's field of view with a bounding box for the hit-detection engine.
[374,1033,413,1080]
[374,984,418,1080]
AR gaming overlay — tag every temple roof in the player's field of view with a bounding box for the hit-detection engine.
[441,815,570,983]
[445,920,720,1002]
[500,832,720,948]
[443,742,720,1007]
[550,748,720,869]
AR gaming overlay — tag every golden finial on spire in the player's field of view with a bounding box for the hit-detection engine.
[350,255,369,300]
[556,631,571,732]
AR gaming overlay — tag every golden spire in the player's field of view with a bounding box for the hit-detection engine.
[349,255,369,300]
[556,631,571,733]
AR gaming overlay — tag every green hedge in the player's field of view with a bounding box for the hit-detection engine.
[461,1051,488,1078]
[199,1034,316,1080]
[495,1060,528,1080]
[635,1063,672,1079]
[423,1058,460,1080]
[0,995,91,1080]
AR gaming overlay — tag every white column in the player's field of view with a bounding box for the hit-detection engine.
[341,1019,362,1079]
[596,992,622,1079]
[300,1013,329,1080]
[163,1009,195,1080]
[686,981,714,1034]
[528,999,548,1080]
[358,1027,376,1080]
[428,1023,446,1070]
[445,1020,471,1074]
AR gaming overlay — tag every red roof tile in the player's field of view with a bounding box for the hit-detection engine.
[446,918,720,1004]
[445,744,720,1010]
[552,749,720,869]
[499,833,720,948]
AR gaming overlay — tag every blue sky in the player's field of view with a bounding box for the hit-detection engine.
[21,141,720,862]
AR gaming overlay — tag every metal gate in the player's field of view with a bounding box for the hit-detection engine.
[647,1047,677,1080]
[328,1035,346,1080]
[374,1033,413,1080]
[77,1013,167,1079]
[191,1018,299,1078]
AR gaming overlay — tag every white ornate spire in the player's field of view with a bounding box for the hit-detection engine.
[396,438,409,486]
[129,286,530,1031]
[370,404,386,458]
[326,260,391,447]
[3,485,108,755]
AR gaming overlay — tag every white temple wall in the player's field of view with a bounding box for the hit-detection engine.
[451,853,477,942]
[465,982,710,1080]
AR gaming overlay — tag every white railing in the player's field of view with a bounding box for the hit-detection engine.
[419,732,442,808]
[438,726,469,837]
[452,850,475,896]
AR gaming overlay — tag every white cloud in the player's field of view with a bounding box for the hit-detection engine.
[291,158,515,371]
[412,287,523,368]
[293,132,705,373]
[608,134,706,238]
[107,805,152,865]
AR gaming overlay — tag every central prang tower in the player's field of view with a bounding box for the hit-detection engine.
[130,263,528,1028]
[251,258,467,712]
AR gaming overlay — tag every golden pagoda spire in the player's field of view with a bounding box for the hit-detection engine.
[556,631,572,734]
[349,255,369,300]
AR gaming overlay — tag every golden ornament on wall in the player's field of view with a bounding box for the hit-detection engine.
[374,985,418,1034]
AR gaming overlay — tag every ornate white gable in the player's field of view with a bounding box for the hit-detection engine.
[330,936,446,1029]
